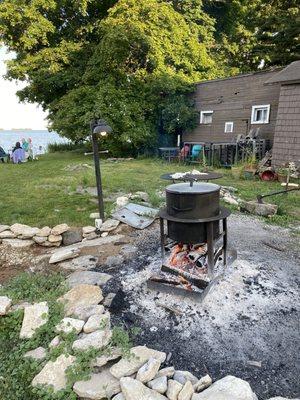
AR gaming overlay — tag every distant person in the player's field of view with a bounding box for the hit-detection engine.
[0,145,8,163]
[12,142,25,164]
[21,138,29,159]
[28,137,33,160]
[179,144,190,160]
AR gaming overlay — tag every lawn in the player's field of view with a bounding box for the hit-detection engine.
[0,152,299,228]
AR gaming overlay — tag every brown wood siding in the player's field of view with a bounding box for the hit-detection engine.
[184,70,281,143]
[272,84,300,167]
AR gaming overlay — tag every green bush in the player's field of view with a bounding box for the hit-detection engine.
[47,142,92,153]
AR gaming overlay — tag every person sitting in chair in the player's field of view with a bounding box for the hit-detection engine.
[0,145,8,163]
[12,142,25,164]
[179,144,190,160]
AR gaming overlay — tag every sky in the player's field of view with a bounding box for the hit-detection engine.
[0,46,48,130]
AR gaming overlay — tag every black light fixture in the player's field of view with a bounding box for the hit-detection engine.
[90,119,112,221]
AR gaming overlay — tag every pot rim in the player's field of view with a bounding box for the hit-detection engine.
[166,182,220,194]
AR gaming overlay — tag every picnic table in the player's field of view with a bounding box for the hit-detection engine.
[160,171,223,183]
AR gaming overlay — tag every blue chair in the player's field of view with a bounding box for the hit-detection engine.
[191,145,202,161]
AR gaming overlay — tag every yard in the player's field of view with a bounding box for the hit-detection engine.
[0,152,299,229]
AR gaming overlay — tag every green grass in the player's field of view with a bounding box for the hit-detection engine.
[0,152,299,228]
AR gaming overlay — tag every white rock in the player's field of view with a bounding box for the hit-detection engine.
[84,312,110,333]
[51,223,69,235]
[72,304,104,321]
[90,212,100,219]
[101,232,109,237]
[58,284,103,316]
[136,357,161,383]
[82,226,96,235]
[0,224,10,233]
[10,223,39,238]
[110,346,166,379]
[20,302,49,339]
[174,371,198,385]
[116,196,129,208]
[156,366,175,378]
[74,370,120,399]
[0,230,16,239]
[2,238,34,248]
[72,329,112,351]
[120,377,168,400]
[191,376,258,400]
[167,379,183,400]
[0,296,12,315]
[179,381,194,400]
[66,271,112,288]
[194,375,212,392]
[103,292,116,307]
[33,236,47,244]
[148,376,168,394]
[32,354,76,392]
[113,394,125,400]
[92,347,122,367]
[49,336,61,348]
[131,191,150,202]
[48,234,62,243]
[38,226,51,237]
[24,346,47,360]
[49,247,80,264]
[58,255,98,271]
[83,232,99,240]
[55,317,85,334]
[101,218,120,232]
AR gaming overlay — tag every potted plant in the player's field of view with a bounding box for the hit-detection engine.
[277,165,289,183]
[243,154,258,180]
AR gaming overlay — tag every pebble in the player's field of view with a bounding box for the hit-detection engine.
[148,376,168,394]
[0,295,12,315]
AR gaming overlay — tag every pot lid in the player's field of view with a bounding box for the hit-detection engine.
[166,182,220,194]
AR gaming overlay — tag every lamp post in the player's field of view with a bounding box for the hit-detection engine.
[90,119,112,221]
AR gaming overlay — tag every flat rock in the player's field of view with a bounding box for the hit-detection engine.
[156,366,175,379]
[72,329,112,351]
[74,370,120,399]
[116,196,129,208]
[84,312,110,333]
[92,347,122,368]
[148,376,168,394]
[82,226,96,235]
[62,228,82,245]
[24,346,47,360]
[33,236,47,244]
[0,224,10,233]
[10,223,39,238]
[113,394,125,400]
[120,377,168,400]
[194,375,212,392]
[101,219,120,232]
[48,234,62,243]
[55,317,85,334]
[51,223,69,235]
[167,379,183,400]
[20,302,49,339]
[38,226,51,237]
[58,255,98,271]
[83,232,99,240]
[49,336,61,348]
[72,304,104,321]
[110,346,166,379]
[179,381,194,400]
[240,200,278,217]
[2,238,34,248]
[174,371,198,385]
[58,284,103,316]
[32,354,76,392]
[66,271,112,288]
[136,357,161,383]
[49,247,80,264]
[191,376,258,400]
[65,234,124,250]
[0,231,16,239]
[0,296,12,315]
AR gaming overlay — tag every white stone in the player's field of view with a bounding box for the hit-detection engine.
[194,375,212,392]
[167,379,183,400]
[66,270,112,288]
[38,226,51,237]
[10,223,39,238]
[32,354,76,392]
[120,377,168,400]
[48,234,62,243]
[156,366,175,379]
[82,226,96,235]
[24,346,47,360]
[191,376,258,400]
[90,212,100,219]
[0,225,10,233]
[55,317,84,334]
[110,346,166,379]
[101,218,120,232]
[136,357,161,383]
[179,381,194,400]
[72,304,104,321]
[101,232,109,237]
[131,191,150,202]
[0,296,12,315]
[58,255,98,271]
[84,312,110,333]
[73,370,120,399]
[174,371,198,385]
[72,329,112,351]
[49,247,80,264]
[20,302,49,339]
[33,236,47,244]
[148,376,168,394]
[92,347,122,367]
[58,284,103,316]
[49,336,61,348]
[116,196,129,208]
[113,394,125,400]
[0,230,16,239]
[2,238,34,248]
[83,232,98,240]
[51,223,69,235]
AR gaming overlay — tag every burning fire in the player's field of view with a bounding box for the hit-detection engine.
[167,243,208,278]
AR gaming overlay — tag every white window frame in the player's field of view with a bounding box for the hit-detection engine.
[224,121,234,133]
[200,110,213,124]
[251,104,270,124]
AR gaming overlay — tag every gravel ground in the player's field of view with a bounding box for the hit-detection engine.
[103,214,300,400]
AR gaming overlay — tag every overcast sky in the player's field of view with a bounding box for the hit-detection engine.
[0,46,48,130]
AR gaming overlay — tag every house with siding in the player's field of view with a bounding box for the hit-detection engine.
[183,61,300,166]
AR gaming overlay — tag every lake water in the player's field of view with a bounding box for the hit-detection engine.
[0,130,68,153]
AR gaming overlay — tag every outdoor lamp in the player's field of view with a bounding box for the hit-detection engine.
[90,119,112,221]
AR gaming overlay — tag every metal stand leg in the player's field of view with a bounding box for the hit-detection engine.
[206,221,214,279]
[160,217,165,261]
[223,218,227,267]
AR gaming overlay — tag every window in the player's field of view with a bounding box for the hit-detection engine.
[251,105,270,124]
[200,111,213,124]
[225,122,234,133]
